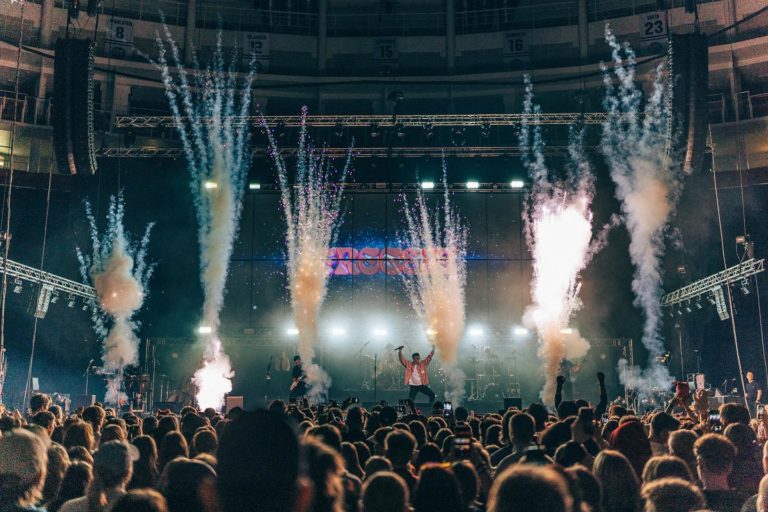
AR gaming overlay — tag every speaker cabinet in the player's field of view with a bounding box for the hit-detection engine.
[53,38,97,175]
[671,33,709,175]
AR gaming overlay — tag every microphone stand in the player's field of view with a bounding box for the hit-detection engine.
[84,359,94,395]
[265,357,272,405]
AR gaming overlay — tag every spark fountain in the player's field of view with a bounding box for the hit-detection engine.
[77,194,154,405]
[601,27,680,396]
[400,166,468,404]
[520,79,605,404]
[265,107,350,403]
[155,29,255,410]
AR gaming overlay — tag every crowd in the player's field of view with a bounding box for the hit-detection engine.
[1,372,767,512]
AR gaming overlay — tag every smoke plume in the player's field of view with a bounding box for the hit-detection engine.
[77,194,154,405]
[155,28,255,410]
[520,78,606,404]
[601,26,681,395]
[401,165,468,404]
[265,107,350,403]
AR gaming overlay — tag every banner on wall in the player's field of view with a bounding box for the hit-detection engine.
[639,11,668,54]
[503,32,530,64]
[244,33,270,72]
[104,17,135,59]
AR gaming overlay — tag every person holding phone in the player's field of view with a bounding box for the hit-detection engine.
[398,345,436,404]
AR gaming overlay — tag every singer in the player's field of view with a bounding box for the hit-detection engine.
[397,345,436,404]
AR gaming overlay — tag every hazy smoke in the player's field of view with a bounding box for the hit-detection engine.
[601,26,681,395]
[520,78,606,404]
[77,194,154,405]
[401,164,468,404]
[156,28,255,410]
[265,108,350,403]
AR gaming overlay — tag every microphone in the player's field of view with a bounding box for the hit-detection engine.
[394,345,404,351]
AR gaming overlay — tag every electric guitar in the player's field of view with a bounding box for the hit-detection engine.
[290,374,305,391]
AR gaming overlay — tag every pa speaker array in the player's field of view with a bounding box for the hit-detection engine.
[52,38,97,175]
[671,33,709,175]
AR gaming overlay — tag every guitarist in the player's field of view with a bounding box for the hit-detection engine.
[289,355,307,399]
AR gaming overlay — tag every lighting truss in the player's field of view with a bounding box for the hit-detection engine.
[114,112,612,129]
[661,258,765,320]
[97,145,585,158]
[0,258,96,300]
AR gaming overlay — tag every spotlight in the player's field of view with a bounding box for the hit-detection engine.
[369,122,381,138]
[510,180,525,189]
[286,328,300,336]
[695,299,703,309]
[249,183,261,190]
[466,181,480,189]
[333,120,344,138]
[50,291,59,304]
[204,181,218,190]
[560,328,573,334]
[331,327,347,336]
[394,122,406,138]
[480,121,491,139]
[423,122,435,139]
[513,326,529,336]
[373,328,388,337]
[12,279,22,294]
[67,295,76,308]
[197,325,213,335]
[469,327,484,337]
[82,304,88,311]
[451,127,466,146]
[421,181,435,190]
[425,328,437,336]
[684,302,692,313]
[739,278,750,295]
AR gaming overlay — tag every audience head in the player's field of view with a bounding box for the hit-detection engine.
[159,457,216,512]
[642,456,693,483]
[0,428,49,507]
[112,488,169,512]
[362,471,408,512]
[693,433,736,486]
[489,465,572,512]
[385,430,417,467]
[641,477,704,512]
[412,463,463,512]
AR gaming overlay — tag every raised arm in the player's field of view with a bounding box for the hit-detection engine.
[594,372,608,418]
[398,347,407,367]
[424,345,436,365]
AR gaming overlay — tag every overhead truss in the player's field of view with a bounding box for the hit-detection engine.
[114,112,611,129]
[97,145,587,158]
[0,258,96,300]
[661,258,765,308]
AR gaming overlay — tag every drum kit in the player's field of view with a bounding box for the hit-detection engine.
[464,347,520,401]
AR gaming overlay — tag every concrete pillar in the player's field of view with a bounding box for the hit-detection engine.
[317,0,327,72]
[577,0,589,62]
[184,0,197,66]
[446,0,455,71]
[39,0,56,49]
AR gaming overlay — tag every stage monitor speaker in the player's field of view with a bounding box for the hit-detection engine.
[53,38,97,175]
[671,33,709,175]
[225,395,244,413]
[73,394,95,409]
[503,397,523,410]
[154,401,180,414]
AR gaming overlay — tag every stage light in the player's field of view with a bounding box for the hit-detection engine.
[426,328,437,336]
[395,122,406,138]
[466,181,480,189]
[510,180,525,189]
[421,181,435,190]
[50,291,59,304]
[739,278,750,295]
[480,121,491,139]
[12,279,22,294]
[331,327,347,336]
[82,304,88,311]
[423,122,435,139]
[333,121,344,138]
[469,327,484,337]
[67,295,76,308]
[560,328,573,334]
[513,326,529,336]
[204,181,218,190]
[197,325,213,335]
[249,183,261,190]
[373,328,388,337]
[684,302,692,313]
[286,327,300,336]
[369,122,381,138]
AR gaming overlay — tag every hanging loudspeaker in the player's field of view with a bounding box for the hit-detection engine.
[671,33,708,175]
[52,38,98,175]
